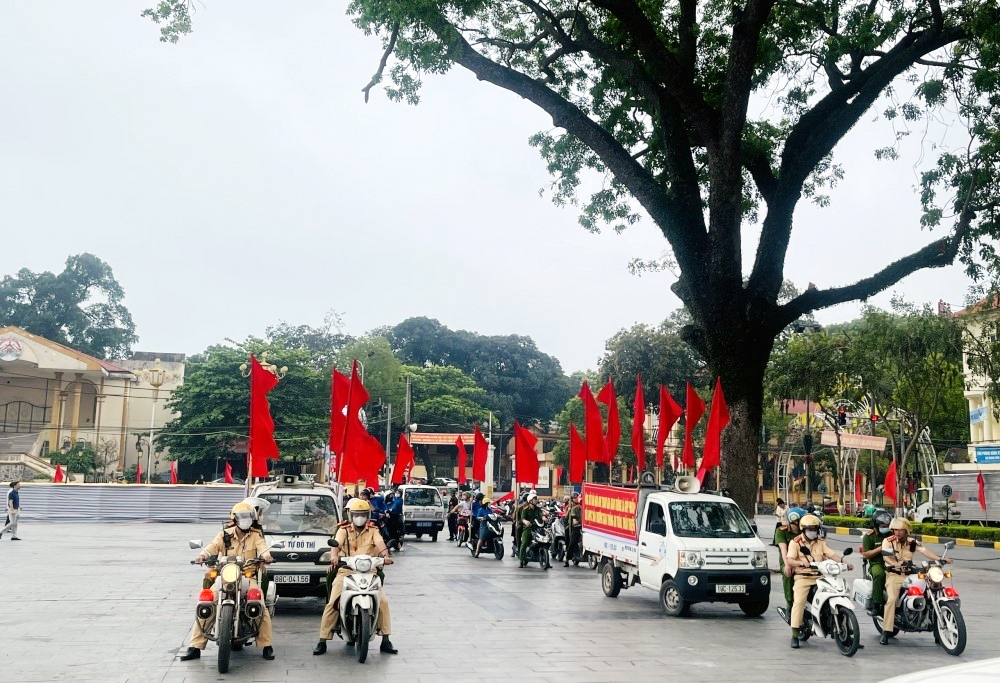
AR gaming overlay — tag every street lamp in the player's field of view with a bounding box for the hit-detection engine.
[134,358,179,484]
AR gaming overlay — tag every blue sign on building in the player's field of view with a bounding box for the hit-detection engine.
[975,446,1000,464]
[970,406,988,425]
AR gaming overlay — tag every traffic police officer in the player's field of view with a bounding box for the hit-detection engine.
[861,508,892,615]
[785,514,853,648]
[775,507,805,622]
[880,517,951,644]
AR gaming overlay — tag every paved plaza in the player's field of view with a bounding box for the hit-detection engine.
[1,521,999,682]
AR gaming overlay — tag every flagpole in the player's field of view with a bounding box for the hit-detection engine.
[245,356,254,499]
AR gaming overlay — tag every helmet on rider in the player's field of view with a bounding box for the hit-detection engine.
[475,492,485,501]
[786,507,806,528]
[347,498,372,528]
[800,514,822,541]
[871,508,892,536]
[230,502,256,532]
[526,492,538,505]
[571,492,581,503]
[889,517,910,537]
[563,495,571,503]
[384,490,394,500]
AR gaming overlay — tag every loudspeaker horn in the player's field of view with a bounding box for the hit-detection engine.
[674,475,701,495]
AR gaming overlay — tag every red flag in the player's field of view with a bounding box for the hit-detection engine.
[699,378,730,473]
[456,436,468,485]
[494,491,514,504]
[569,423,586,484]
[169,459,178,485]
[249,355,281,479]
[554,466,563,487]
[328,369,351,479]
[514,422,540,486]
[54,464,64,483]
[656,385,683,468]
[472,423,488,481]
[681,383,706,468]
[337,361,380,484]
[579,381,605,463]
[391,434,415,485]
[978,472,987,511]
[597,379,621,465]
[224,461,234,484]
[631,374,646,471]
[136,460,143,484]
[854,471,863,504]
[884,459,898,503]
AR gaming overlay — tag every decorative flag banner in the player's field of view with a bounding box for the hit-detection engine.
[854,471,863,504]
[569,423,586,484]
[579,381,605,463]
[224,461,234,484]
[54,464,64,483]
[249,355,281,478]
[328,369,351,479]
[696,378,730,483]
[978,471,987,511]
[455,436,468,485]
[657,385,683,468]
[472,423,489,481]
[136,461,143,484]
[597,378,621,465]
[884,459,898,503]
[681,382,706,468]
[338,360,386,487]
[631,374,646,471]
[513,421,540,487]
[391,433,415,485]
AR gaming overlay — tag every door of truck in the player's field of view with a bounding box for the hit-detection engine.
[637,499,669,587]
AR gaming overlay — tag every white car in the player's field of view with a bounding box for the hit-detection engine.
[880,658,1000,682]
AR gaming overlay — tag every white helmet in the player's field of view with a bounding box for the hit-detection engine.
[527,492,538,504]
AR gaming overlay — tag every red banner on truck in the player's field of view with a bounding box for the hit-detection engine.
[582,483,640,541]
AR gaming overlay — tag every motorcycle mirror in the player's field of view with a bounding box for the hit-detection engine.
[842,547,853,556]
[945,540,955,550]
[189,540,203,549]
[328,538,339,548]
[270,541,285,550]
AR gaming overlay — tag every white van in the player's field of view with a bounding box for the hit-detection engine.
[398,484,445,541]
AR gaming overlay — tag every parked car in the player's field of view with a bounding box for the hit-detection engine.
[209,477,245,486]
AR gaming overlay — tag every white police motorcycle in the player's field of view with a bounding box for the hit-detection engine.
[797,546,861,657]
[323,538,386,663]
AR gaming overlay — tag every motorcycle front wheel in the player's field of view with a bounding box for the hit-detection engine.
[935,602,967,656]
[872,613,899,637]
[356,608,370,663]
[494,542,504,560]
[834,605,861,657]
[539,548,550,570]
[217,603,234,674]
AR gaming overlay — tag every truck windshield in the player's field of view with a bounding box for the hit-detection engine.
[260,494,340,535]
[668,501,755,538]
[404,488,442,507]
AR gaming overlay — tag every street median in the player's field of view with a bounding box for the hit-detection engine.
[822,514,1000,551]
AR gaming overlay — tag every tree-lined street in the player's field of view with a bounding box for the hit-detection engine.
[1,522,998,683]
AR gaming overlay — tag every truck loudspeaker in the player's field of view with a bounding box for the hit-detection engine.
[674,476,701,495]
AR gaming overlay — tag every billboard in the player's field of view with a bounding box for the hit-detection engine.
[582,483,640,541]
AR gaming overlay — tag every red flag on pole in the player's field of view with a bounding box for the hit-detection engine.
[656,385,683,468]
[54,464,64,483]
[136,461,143,484]
[569,423,586,484]
[494,491,514,504]
[884,459,898,503]
[631,374,646,472]
[698,378,730,475]
[579,381,605,463]
[169,459,178,485]
[249,355,281,479]
[338,361,379,484]
[682,383,706,469]
[472,423,488,481]
[854,471,863,504]
[514,422,540,486]
[978,471,987,511]
[224,461,234,484]
[456,436,468,485]
[597,378,620,465]
[391,433,415,485]
[328,369,351,480]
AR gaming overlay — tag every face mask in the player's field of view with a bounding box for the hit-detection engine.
[236,518,252,531]
[352,514,368,527]
[879,527,891,536]
[804,529,818,540]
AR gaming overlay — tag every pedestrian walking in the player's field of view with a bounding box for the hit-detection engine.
[1,482,22,540]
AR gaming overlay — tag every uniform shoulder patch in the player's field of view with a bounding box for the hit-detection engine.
[337,521,350,528]
[366,522,378,529]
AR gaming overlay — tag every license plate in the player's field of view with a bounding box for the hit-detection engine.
[417,522,432,527]
[273,574,311,584]
[716,584,745,594]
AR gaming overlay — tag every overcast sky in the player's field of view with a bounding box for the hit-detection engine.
[0,1,975,373]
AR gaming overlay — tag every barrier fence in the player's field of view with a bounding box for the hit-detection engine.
[9,483,246,522]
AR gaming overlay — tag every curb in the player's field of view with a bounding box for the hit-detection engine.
[824,525,1000,551]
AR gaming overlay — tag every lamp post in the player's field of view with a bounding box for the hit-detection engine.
[134,358,178,484]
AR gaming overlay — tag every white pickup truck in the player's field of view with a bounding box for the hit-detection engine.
[582,477,770,617]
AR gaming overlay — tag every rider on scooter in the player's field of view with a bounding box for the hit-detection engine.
[180,501,275,662]
[472,498,494,557]
[518,493,544,568]
[314,498,397,656]
[563,492,582,567]
[785,514,853,649]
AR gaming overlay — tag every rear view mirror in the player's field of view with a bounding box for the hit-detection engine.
[842,547,853,557]
[944,540,955,550]
[189,540,203,549]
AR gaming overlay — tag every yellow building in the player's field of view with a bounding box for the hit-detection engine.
[960,302,1000,471]
[0,326,184,482]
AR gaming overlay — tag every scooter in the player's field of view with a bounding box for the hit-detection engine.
[324,538,386,664]
[188,539,282,674]
[456,515,471,547]
[520,519,552,570]
[469,512,505,560]
[852,541,965,655]
[796,546,861,657]
[551,514,567,563]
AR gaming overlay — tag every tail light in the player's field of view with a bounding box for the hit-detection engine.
[198,589,215,602]
[944,587,959,598]
[906,586,923,597]
[246,587,263,601]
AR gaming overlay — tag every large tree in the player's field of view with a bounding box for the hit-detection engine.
[0,253,137,359]
[146,1,1000,513]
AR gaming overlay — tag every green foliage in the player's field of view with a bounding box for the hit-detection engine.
[51,442,98,475]
[0,254,137,359]
[403,364,492,429]
[336,336,404,421]
[823,515,1000,541]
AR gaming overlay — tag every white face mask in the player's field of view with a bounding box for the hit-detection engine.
[352,514,368,527]
[804,529,819,541]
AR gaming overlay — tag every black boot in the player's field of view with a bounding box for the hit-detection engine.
[312,641,327,656]
[380,637,398,654]
[262,646,274,660]
[880,632,890,645]
[179,647,201,661]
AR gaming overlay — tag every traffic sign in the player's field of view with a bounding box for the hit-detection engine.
[941,484,953,498]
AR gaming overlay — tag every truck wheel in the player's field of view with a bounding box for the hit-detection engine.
[601,561,622,598]
[586,553,598,571]
[738,595,769,618]
[659,579,687,617]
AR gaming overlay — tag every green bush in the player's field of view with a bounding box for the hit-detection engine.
[823,515,1000,541]
[822,515,870,529]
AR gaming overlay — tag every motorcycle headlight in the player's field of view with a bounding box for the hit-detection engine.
[355,557,373,573]
[827,563,841,576]
[220,564,241,584]
[928,566,945,583]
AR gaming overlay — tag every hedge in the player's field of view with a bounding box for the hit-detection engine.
[823,514,1000,542]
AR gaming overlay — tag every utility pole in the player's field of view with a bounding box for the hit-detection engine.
[403,376,412,441]
[385,403,392,469]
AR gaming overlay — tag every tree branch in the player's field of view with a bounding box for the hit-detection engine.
[362,23,399,103]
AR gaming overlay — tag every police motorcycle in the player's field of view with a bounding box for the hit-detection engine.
[323,538,386,664]
[469,509,505,560]
[188,539,284,674]
[852,540,965,656]
[797,546,861,657]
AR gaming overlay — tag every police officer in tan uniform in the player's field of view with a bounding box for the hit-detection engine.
[880,517,951,645]
[180,502,275,661]
[785,514,853,649]
[313,498,398,656]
